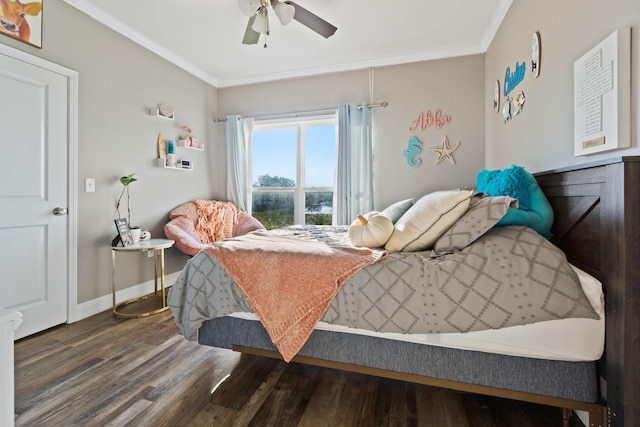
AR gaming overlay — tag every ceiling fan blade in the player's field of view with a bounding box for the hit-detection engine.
[242,16,261,45]
[284,1,337,38]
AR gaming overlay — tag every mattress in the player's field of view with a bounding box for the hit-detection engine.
[229,265,604,362]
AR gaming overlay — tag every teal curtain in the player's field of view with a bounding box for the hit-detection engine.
[225,115,252,211]
[336,103,374,225]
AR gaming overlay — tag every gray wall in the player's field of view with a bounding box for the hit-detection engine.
[218,55,486,213]
[6,0,635,308]
[0,0,220,303]
[485,0,640,171]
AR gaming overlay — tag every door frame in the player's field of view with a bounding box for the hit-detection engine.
[0,43,79,324]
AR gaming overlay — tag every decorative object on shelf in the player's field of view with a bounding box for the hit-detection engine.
[512,91,526,116]
[239,0,337,48]
[140,230,151,241]
[166,139,176,167]
[404,136,423,168]
[408,109,451,131]
[178,126,204,150]
[149,104,175,120]
[429,135,460,165]
[180,125,193,139]
[493,80,500,112]
[157,132,166,158]
[0,0,43,48]
[113,218,134,247]
[531,31,541,78]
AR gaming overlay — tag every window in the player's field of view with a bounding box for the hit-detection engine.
[250,115,337,229]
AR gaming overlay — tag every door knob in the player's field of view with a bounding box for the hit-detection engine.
[53,207,68,216]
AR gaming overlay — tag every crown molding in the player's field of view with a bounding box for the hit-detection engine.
[480,0,513,50]
[63,0,511,89]
[62,0,220,87]
[214,44,486,88]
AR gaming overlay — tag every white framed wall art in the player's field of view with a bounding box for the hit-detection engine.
[573,27,631,156]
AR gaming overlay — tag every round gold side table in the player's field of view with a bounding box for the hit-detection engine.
[111,238,175,318]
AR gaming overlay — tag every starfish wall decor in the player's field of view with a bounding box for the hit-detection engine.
[429,135,461,165]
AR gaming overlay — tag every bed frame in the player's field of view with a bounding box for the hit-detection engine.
[198,157,640,427]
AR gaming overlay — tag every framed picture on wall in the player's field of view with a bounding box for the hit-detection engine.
[0,0,43,48]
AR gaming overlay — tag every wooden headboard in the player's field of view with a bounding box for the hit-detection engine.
[535,157,640,427]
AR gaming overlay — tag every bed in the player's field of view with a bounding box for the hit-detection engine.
[168,157,640,427]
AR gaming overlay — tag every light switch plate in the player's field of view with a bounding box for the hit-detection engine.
[85,178,95,193]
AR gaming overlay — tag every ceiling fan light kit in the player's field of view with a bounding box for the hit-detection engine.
[239,0,337,47]
[251,9,270,34]
[273,1,295,25]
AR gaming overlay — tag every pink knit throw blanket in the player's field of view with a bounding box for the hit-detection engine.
[203,229,387,362]
[194,200,240,244]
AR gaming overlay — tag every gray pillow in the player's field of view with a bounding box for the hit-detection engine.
[381,198,416,224]
[432,195,517,255]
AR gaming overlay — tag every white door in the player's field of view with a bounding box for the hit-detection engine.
[0,50,70,339]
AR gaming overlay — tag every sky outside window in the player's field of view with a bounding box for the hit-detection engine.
[305,125,336,187]
[253,125,336,187]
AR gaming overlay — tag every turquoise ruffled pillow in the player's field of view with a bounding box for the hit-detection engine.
[476,165,554,238]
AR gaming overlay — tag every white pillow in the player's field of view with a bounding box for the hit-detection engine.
[385,190,474,252]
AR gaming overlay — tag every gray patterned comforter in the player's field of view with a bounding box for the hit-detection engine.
[168,225,598,341]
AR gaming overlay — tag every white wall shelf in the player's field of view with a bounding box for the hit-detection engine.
[177,138,204,151]
[148,105,175,120]
[155,158,192,171]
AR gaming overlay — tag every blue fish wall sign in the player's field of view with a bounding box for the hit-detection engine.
[404,136,423,167]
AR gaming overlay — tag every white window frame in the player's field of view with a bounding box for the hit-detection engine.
[249,114,338,225]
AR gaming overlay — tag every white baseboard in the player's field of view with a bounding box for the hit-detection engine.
[74,272,181,321]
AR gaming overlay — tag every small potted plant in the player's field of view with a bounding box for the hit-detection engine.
[116,173,141,242]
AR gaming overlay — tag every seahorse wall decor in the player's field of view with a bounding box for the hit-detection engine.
[404,136,423,167]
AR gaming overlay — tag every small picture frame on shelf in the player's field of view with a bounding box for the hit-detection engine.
[113,218,134,247]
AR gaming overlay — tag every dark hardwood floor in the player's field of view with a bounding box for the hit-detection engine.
[14,309,584,426]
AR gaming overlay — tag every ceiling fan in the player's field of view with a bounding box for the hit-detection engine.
[238,0,337,47]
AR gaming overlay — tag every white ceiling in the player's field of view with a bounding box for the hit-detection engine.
[62,0,513,88]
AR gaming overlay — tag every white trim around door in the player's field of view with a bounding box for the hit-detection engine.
[0,43,79,324]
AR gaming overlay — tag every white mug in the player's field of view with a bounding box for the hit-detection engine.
[130,227,141,244]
